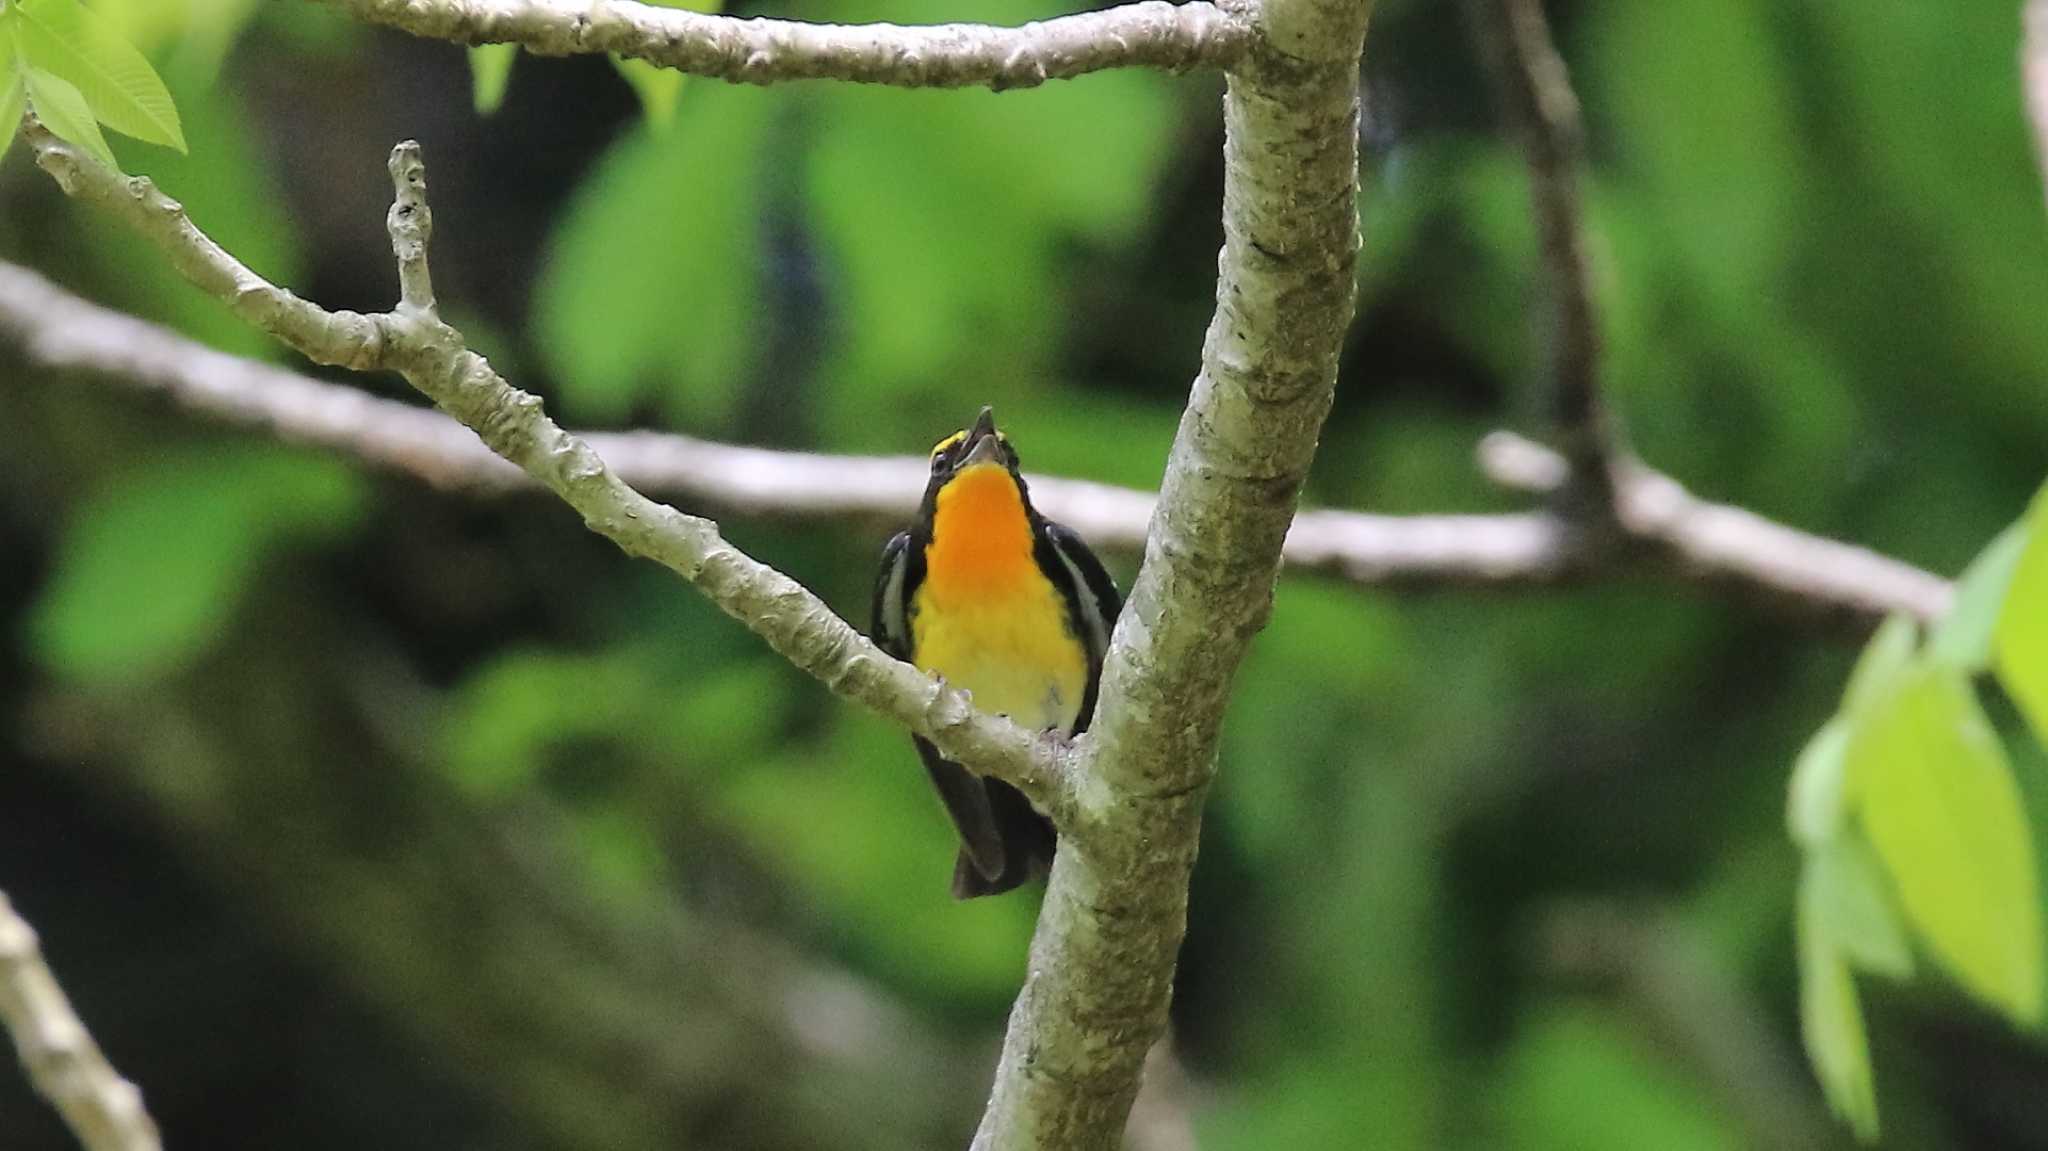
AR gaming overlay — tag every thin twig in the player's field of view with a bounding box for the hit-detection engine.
[1466,0,1622,519]
[0,260,1952,621]
[0,890,162,1151]
[322,0,1254,90]
[23,117,1074,827]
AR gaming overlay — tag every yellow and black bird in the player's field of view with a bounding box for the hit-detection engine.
[872,408,1123,898]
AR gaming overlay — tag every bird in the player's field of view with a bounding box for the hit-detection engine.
[871,407,1123,898]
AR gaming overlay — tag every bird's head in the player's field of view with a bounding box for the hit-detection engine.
[926,406,1020,487]
[919,407,1037,567]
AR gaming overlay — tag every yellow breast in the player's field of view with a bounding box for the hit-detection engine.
[912,464,1089,732]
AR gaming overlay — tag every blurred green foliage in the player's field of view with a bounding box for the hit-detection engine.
[3,0,2048,1149]
[31,444,366,679]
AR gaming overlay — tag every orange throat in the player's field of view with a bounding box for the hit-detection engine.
[924,463,1038,595]
[913,461,1088,733]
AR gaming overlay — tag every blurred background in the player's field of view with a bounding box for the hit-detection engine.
[4,0,2048,1147]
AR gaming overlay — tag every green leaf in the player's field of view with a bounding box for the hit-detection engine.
[1797,901,1879,1142]
[0,35,24,164]
[1842,615,1917,716]
[0,20,18,89]
[611,57,685,126]
[1997,486,2048,740]
[535,83,771,425]
[1932,520,2028,671]
[13,0,184,150]
[1848,664,2044,1025]
[807,68,1174,445]
[1786,719,1850,849]
[22,64,115,167]
[468,43,516,115]
[608,0,719,125]
[1802,837,1914,981]
[66,0,263,82]
[30,448,367,680]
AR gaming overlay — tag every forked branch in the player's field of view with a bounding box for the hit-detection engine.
[24,117,1076,829]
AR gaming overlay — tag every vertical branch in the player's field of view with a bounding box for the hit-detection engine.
[1466,0,1623,523]
[971,0,1375,1145]
[0,890,162,1151]
[387,144,439,315]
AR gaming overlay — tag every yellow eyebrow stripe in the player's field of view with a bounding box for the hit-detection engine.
[929,430,967,460]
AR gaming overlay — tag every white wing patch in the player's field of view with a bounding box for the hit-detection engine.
[1048,536,1112,665]
[877,538,911,656]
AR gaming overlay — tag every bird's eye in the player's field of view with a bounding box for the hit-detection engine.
[928,431,966,469]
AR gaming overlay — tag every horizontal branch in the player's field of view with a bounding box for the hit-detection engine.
[0,260,1951,622]
[322,0,1254,89]
[1480,433,1953,624]
[23,118,1075,827]
[0,889,161,1151]
[0,256,1565,581]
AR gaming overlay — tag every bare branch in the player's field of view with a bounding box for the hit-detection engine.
[23,117,1075,827]
[1466,0,1623,519]
[969,0,1377,1141]
[0,259,1953,622]
[2029,0,2048,214]
[0,890,161,1151]
[1481,432,1954,623]
[0,257,1566,584]
[321,0,1254,89]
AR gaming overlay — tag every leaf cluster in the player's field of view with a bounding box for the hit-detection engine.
[0,0,184,166]
[1788,493,2048,1139]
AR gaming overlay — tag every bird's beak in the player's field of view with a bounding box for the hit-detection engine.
[960,407,1003,467]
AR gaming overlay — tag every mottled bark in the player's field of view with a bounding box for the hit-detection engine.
[324,0,1254,89]
[970,0,1375,1144]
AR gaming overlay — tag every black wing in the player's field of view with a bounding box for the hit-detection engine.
[914,737,1051,898]
[871,531,913,660]
[1042,520,1124,732]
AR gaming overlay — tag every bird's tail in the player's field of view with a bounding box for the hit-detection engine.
[950,782,1056,899]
